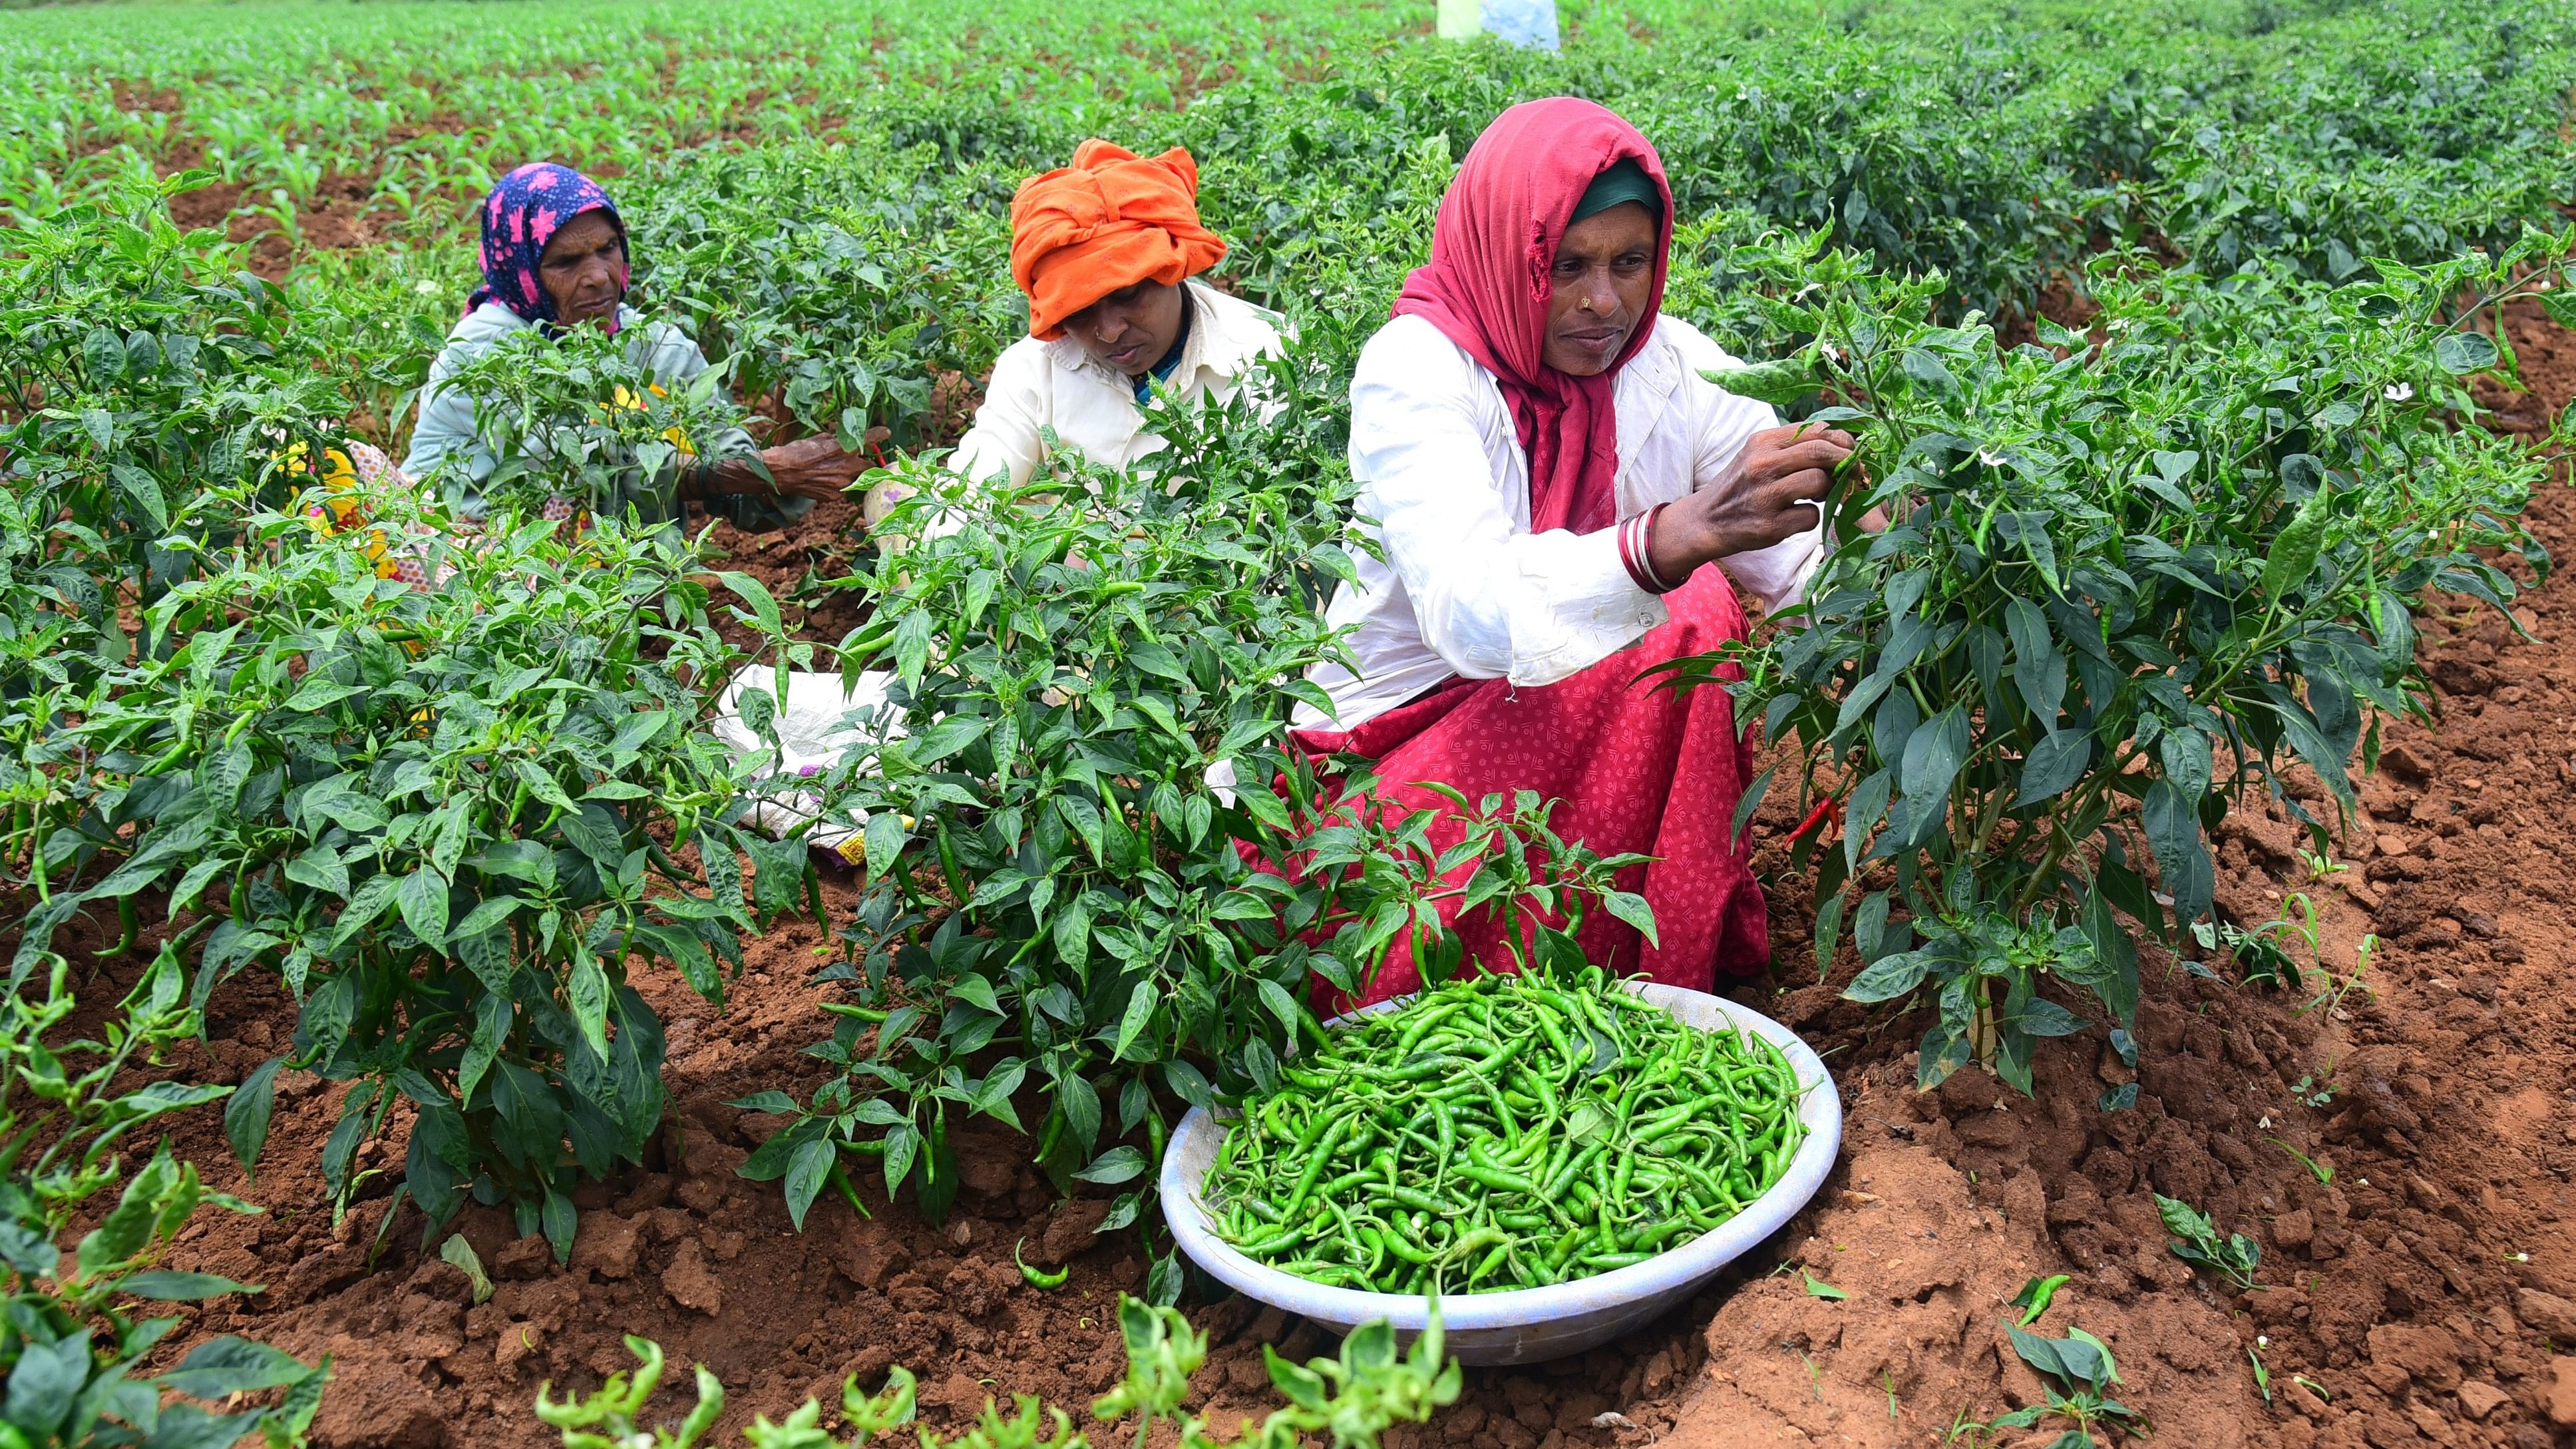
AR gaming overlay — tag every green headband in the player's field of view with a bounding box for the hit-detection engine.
[1572,157,1663,224]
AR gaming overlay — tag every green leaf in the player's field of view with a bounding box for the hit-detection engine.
[440,1234,494,1305]
[542,1190,577,1264]
[1843,948,1933,1004]
[1899,706,1969,807]
[566,952,612,1063]
[1701,352,1819,405]
[283,674,366,713]
[862,811,909,882]
[282,842,349,897]
[2432,331,2499,375]
[2262,485,2330,601]
[159,1335,314,1398]
[1051,892,1093,972]
[2003,1319,2072,1385]
[1801,1271,1847,1300]
[2155,1193,2215,1244]
[1730,763,1774,851]
[607,709,672,760]
[2063,1326,2122,1388]
[224,1056,284,1182]
[75,1144,178,1281]
[739,1116,829,1181]
[908,714,990,767]
[1254,978,1306,1037]
[1267,1346,1330,1410]
[395,867,450,950]
[1601,891,1658,948]
[713,570,785,639]
[946,973,1002,1016]
[7,1330,85,1432]
[1208,890,1276,922]
[1057,1069,1102,1159]
[2017,730,2090,806]
[1111,978,1159,1062]
[2140,779,2213,925]
[882,1122,920,1200]
[451,893,523,940]
[120,1269,260,1301]
[1074,1145,1147,1185]
[2004,596,2065,724]
[783,1136,834,1230]
[514,757,580,814]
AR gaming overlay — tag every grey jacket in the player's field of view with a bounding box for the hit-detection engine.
[403,302,811,532]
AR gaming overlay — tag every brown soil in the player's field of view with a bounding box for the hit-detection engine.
[40,304,2576,1449]
[163,169,395,282]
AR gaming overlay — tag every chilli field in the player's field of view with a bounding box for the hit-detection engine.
[6,1,2576,1446]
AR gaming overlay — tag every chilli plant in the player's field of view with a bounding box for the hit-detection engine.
[749,358,1657,1297]
[3,946,330,1448]
[1667,223,2559,1092]
[429,321,759,528]
[27,461,815,1260]
[743,369,1357,1267]
[0,174,346,899]
[536,1294,1456,1449]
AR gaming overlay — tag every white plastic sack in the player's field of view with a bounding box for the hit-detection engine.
[709,665,902,865]
[1481,0,1559,51]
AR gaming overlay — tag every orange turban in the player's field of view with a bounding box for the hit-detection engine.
[1009,139,1227,340]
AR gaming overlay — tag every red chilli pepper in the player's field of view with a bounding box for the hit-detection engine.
[1785,795,1841,843]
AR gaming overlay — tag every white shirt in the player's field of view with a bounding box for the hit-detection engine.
[1298,312,1824,731]
[948,280,1288,488]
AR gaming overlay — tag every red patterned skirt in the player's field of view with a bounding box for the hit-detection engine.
[1290,566,1770,1012]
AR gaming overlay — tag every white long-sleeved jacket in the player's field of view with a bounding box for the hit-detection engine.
[1298,312,1824,731]
[948,280,1287,488]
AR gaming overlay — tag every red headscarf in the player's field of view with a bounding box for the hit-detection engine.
[1393,99,1674,536]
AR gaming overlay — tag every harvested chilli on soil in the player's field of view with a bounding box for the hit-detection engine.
[1201,967,1808,1294]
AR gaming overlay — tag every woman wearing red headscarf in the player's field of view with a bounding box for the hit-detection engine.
[1298,99,1854,1008]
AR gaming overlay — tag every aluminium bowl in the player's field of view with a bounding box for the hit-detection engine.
[1161,982,1842,1366]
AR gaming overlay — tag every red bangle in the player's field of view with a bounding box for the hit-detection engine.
[1618,503,1678,596]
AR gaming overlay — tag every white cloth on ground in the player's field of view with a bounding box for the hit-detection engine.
[708,666,901,863]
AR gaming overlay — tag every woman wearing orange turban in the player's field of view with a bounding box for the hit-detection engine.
[933,140,1288,495]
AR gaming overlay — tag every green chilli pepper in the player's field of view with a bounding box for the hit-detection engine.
[1014,1237,1068,1290]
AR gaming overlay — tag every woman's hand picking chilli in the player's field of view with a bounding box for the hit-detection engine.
[692,432,871,505]
[755,433,872,501]
[1646,422,1857,582]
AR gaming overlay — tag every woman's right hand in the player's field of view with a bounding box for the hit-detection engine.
[1647,423,1856,581]
[755,433,870,501]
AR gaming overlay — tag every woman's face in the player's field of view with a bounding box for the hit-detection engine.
[1064,278,1186,378]
[1543,201,1658,377]
[538,209,626,325]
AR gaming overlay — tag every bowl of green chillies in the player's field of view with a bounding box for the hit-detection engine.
[1162,967,1840,1365]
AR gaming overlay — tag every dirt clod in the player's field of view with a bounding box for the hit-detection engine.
[2513,1289,2576,1343]
[2547,1357,2576,1428]
[662,1237,725,1317]
[490,1235,554,1281]
[2457,1380,2509,1420]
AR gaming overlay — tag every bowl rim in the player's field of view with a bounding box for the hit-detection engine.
[1161,980,1843,1333]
